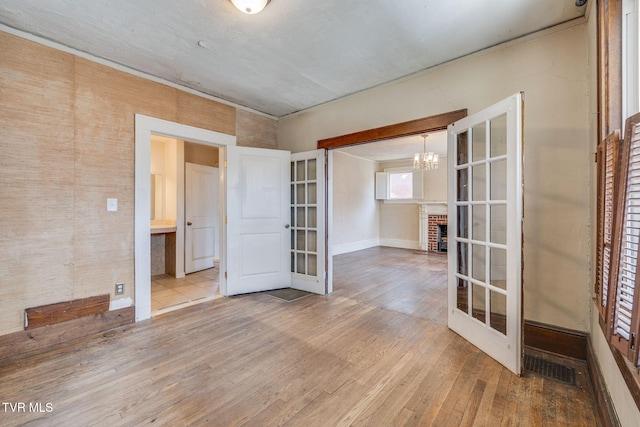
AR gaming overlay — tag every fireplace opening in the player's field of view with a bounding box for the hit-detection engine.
[437,224,448,253]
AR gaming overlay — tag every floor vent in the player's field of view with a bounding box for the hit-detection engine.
[524,354,576,386]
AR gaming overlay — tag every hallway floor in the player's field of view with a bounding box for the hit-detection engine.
[151,267,220,314]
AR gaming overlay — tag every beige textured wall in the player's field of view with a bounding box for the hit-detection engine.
[280,22,591,331]
[332,152,379,249]
[0,31,276,336]
[236,109,278,149]
[185,142,219,167]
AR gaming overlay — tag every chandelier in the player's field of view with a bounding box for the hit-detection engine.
[413,134,439,170]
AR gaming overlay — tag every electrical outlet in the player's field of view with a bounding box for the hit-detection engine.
[115,282,125,295]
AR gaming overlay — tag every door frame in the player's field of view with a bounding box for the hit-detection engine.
[317,109,467,284]
[134,114,235,322]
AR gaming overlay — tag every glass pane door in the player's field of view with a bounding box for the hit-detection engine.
[291,157,318,276]
[290,150,326,294]
[455,114,509,335]
[448,93,523,375]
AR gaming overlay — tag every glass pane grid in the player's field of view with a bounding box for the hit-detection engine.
[454,112,513,337]
[290,158,319,277]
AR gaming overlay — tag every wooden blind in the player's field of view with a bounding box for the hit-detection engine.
[610,113,640,365]
[596,131,621,319]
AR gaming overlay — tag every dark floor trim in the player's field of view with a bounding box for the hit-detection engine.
[25,294,110,329]
[0,306,134,364]
[587,337,621,427]
[524,320,588,360]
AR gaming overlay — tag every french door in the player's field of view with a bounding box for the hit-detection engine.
[291,150,327,294]
[223,146,329,296]
[224,146,292,295]
[447,93,524,375]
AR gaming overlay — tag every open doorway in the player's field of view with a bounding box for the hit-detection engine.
[320,109,466,297]
[331,131,448,256]
[134,114,235,322]
[149,136,223,316]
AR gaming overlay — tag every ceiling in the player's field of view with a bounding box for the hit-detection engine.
[338,131,447,163]
[0,1,587,117]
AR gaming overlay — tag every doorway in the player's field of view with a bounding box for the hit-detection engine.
[321,110,466,291]
[134,114,235,322]
[331,131,448,256]
[149,137,222,315]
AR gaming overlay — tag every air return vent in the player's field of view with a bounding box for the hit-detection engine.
[524,354,576,386]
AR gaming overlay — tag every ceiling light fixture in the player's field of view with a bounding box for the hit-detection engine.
[230,0,271,14]
[414,134,439,171]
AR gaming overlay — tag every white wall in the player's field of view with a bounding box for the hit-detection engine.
[332,151,380,255]
[279,21,592,333]
[376,159,447,248]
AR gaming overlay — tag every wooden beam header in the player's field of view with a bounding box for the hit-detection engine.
[317,109,467,150]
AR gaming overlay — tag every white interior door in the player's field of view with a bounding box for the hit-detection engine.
[291,150,327,294]
[185,162,219,274]
[447,93,524,375]
[225,146,291,295]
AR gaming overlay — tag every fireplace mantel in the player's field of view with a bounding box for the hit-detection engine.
[418,202,447,215]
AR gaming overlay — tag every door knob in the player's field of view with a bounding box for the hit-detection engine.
[285,224,290,229]
[187,222,192,226]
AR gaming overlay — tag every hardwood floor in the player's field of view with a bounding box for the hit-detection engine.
[0,247,597,426]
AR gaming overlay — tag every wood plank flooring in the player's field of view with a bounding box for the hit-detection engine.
[0,247,597,426]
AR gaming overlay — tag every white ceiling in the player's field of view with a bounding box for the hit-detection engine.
[338,131,448,163]
[0,0,586,117]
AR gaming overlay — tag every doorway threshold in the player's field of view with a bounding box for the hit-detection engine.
[151,294,223,317]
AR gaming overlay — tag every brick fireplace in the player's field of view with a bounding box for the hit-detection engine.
[418,203,448,253]
[428,215,448,252]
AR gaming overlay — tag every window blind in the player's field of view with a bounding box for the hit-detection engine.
[596,131,620,319]
[610,115,640,365]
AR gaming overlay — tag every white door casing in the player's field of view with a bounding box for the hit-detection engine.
[185,163,219,274]
[134,114,235,322]
[447,93,524,375]
[291,150,327,294]
[224,146,292,295]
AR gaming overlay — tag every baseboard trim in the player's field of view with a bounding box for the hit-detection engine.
[587,337,621,427]
[0,307,134,364]
[333,239,380,255]
[379,238,420,250]
[524,320,588,360]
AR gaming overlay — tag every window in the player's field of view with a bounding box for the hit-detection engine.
[375,169,423,200]
[596,0,640,407]
[606,114,640,365]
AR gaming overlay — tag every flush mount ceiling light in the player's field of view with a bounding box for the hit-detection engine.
[414,134,439,171]
[230,0,271,14]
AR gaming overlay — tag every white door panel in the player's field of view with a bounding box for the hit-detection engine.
[225,146,291,295]
[447,93,524,375]
[185,163,219,274]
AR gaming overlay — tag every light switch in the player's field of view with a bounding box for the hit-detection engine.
[107,198,118,212]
